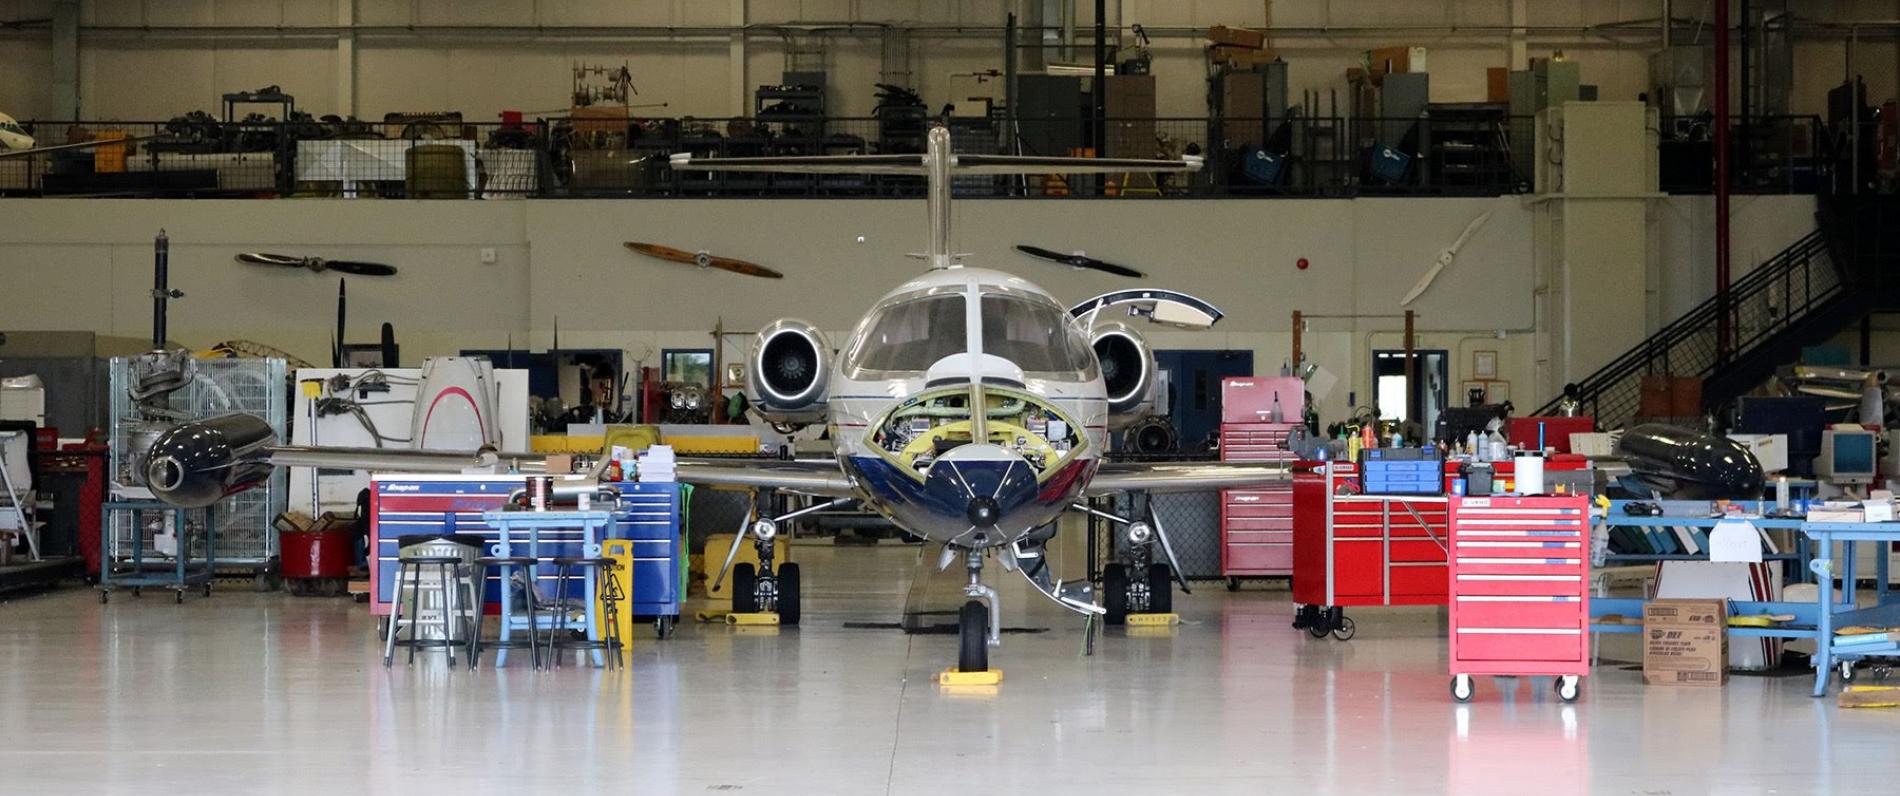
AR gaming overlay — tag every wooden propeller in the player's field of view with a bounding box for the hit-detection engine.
[624,242,784,279]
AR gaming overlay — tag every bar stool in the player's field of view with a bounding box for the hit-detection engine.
[469,556,541,670]
[383,555,476,667]
[543,556,625,670]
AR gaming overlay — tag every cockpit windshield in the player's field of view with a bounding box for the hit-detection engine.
[842,291,967,374]
[981,292,1097,376]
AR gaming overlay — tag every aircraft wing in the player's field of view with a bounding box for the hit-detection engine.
[673,458,858,498]
[1084,461,1290,496]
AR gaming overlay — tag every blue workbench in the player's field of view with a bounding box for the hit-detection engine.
[1589,499,1900,697]
[483,509,616,668]
[1802,522,1900,696]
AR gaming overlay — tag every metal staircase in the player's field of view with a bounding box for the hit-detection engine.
[1533,226,1852,428]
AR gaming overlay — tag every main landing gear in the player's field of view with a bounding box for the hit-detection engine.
[714,495,856,627]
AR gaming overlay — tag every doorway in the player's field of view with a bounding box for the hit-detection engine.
[1371,349,1449,434]
[1153,349,1255,453]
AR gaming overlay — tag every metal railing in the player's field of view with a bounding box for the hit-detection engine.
[0,113,1825,200]
[1532,229,1841,428]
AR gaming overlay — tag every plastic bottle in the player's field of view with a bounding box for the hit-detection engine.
[1466,431,1482,461]
[1269,393,1283,423]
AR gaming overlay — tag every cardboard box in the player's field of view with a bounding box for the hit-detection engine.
[1726,433,1789,473]
[1644,598,1729,687]
[1367,46,1428,75]
[1211,45,1278,67]
[1207,25,1266,50]
[544,454,577,474]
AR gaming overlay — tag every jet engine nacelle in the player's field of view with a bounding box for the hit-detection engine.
[144,413,278,508]
[1092,322,1156,429]
[749,319,832,426]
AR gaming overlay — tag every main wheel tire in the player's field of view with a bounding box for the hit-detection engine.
[1103,564,1129,626]
[776,563,801,626]
[1147,563,1174,615]
[958,600,989,673]
[731,563,758,614]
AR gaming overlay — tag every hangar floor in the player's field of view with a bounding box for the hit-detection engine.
[0,543,1894,795]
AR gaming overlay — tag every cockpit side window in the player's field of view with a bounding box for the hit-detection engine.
[842,293,968,374]
[980,293,1098,377]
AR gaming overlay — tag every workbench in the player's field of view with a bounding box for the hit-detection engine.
[1802,522,1900,697]
[1590,500,1900,696]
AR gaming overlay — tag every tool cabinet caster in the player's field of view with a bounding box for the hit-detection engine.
[174,590,184,604]
[1840,661,1857,684]
[99,591,109,604]
[1554,676,1580,703]
[1331,616,1356,641]
[1450,674,1474,703]
[1226,577,1240,592]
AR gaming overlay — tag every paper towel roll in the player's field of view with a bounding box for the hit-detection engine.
[1514,454,1546,495]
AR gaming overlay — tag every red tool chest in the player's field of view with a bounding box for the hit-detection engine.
[1290,461,1451,639]
[1218,377,1303,586]
[1447,495,1590,703]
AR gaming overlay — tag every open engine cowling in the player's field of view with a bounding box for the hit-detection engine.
[1092,322,1156,429]
[749,319,832,426]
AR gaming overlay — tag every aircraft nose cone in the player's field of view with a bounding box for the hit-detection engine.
[966,496,1000,527]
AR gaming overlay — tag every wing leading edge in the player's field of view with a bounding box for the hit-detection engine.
[672,458,859,498]
[1083,461,1291,496]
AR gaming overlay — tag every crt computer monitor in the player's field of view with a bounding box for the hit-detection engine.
[1817,429,1877,485]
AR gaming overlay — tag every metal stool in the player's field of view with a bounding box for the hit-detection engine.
[383,555,476,667]
[469,556,541,670]
[543,557,625,670]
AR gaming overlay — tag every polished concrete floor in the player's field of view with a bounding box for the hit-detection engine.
[2,542,1895,795]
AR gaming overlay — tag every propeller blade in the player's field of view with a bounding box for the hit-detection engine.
[712,492,759,591]
[325,260,399,277]
[624,241,701,264]
[627,241,783,279]
[332,278,347,368]
[1014,244,1145,278]
[1401,211,1492,306]
[380,322,398,368]
[1399,261,1443,307]
[1447,211,1493,256]
[236,252,308,268]
[701,255,785,279]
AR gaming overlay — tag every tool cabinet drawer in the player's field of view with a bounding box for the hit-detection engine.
[1452,598,1584,630]
[1453,630,1583,661]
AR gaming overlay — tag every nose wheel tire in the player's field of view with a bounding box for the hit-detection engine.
[1102,564,1128,626]
[776,563,801,626]
[1146,563,1174,614]
[958,600,990,673]
[730,563,758,614]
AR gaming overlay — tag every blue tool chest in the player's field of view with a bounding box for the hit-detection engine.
[1360,446,1445,495]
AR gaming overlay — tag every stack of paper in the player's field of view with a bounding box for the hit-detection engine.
[637,444,677,483]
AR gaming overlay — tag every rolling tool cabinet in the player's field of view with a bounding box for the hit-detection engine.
[1447,495,1590,703]
[370,476,683,637]
[1218,377,1303,586]
[1291,461,1451,639]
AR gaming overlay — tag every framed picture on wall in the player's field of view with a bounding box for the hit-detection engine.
[1486,381,1511,404]
[1472,350,1499,380]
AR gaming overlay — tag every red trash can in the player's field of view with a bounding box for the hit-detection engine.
[280,528,352,597]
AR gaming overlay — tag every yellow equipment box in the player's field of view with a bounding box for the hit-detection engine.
[595,539,635,646]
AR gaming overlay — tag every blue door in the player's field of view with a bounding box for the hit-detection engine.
[1153,349,1255,453]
